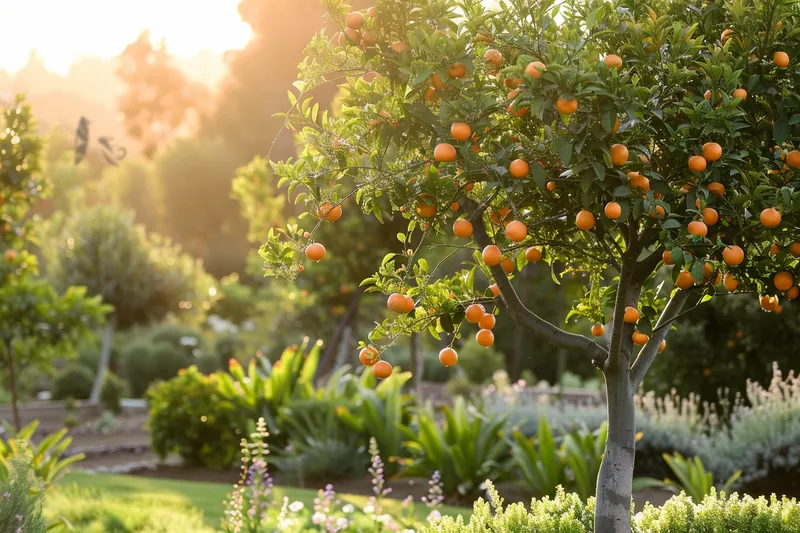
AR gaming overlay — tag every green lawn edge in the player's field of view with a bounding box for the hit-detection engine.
[53,472,471,528]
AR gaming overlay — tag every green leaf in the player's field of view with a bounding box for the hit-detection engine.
[581,173,593,192]
[690,259,705,283]
[613,185,632,197]
[774,114,790,145]
[558,142,574,166]
[591,161,606,181]
[661,219,681,230]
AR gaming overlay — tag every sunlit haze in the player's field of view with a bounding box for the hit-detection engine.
[0,0,252,74]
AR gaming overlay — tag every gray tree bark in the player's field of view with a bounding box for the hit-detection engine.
[89,314,116,405]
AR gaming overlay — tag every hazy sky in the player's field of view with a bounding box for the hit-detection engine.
[1,0,252,74]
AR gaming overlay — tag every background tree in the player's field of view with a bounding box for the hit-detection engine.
[0,98,109,429]
[155,137,251,278]
[45,205,217,404]
[201,0,339,164]
[259,0,800,531]
[117,31,210,159]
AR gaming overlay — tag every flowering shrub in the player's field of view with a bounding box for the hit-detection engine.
[700,364,800,497]
[0,452,48,533]
[427,482,800,533]
[223,419,448,533]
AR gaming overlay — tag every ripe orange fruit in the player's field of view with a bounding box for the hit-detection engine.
[372,360,393,379]
[303,231,311,239]
[605,201,622,220]
[658,339,667,353]
[501,258,515,274]
[704,90,712,100]
[305,243,326,261]
[723,273,739,292]
[721,29,735,42]
[466,303,486,323]
[453,219,473,238]
[476,328,495,347]
[424,86,439,102]
[790,242,800,256]
[707,182,725,196]
[448,62,467,79]
[483,49,503,67]
[430,72,445,90]
[688,220,708,237]
[489,284,500,297]
[505,77,524,89]
[662,250,673,265]
[774,51,790,68]
[482,245,502,266]
[434,143,457,162]
[702,142,722,162]
[489,207,512,226]
[576,210,595,231]
[387,293,408,313]
[703,262,715,281]
[775,304,784,314]
[603,54,623,69]
[788,286,800,300]
[632,331,649,346]
[787,150,800,168]
[770,243,780,256]
[760,295,779,311]
[451,122,472,142]
[774,271,794,291]
[318,202,343,222]
[439,347,459,367]
[525,61,546,79]
[478,313,496,330]
[344,28,361,44]
[346,11,364,29]
[404,295,415,313]
[760,207,781,228]
[592,323,605,337]
[702,207,719,226]
[688,155,707,172]
[628,171,650,191]
[623,306,639,323]
[722,245,744,266]
[505,220,527,242]
[359,346,379,366]
[611,115,621,133]
[676,270,694,289]
[361,31,376,46]
[546,181,556,191]
[450,202,460,211]
[556,97,578,115]
[525,247,542,262]
[509,159,530,178]
[732,88,748,100]
[416,200,437,218]
[610,144,629,166]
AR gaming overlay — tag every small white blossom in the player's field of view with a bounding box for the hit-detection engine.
[288,501,304,513]
[341,504,355,514]
[311,512,326,524]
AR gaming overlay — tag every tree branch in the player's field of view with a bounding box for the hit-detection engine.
[629,289,691,390]
[606,222,639,372]
[634,244,665,284]
[464,199,609,368]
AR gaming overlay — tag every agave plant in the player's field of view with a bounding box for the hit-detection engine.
[0,420,85,487]
[336,366,414,475]
[399,396,509,496]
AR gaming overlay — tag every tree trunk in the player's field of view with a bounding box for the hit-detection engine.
[89,314,116,405]
[5,341,21,431]
[317,288,363,378]
[409,332,424,392]
[595,367,636,533]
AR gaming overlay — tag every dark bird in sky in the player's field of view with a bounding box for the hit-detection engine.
[74,116,90,165]
[74,118,127,166]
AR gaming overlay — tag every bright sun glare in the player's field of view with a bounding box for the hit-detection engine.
[0,0,252,74]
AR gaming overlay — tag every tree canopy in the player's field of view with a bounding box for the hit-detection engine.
[0,98,110,428]
[258,0,800,530]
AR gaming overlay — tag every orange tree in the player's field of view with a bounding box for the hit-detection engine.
[259,0,800,529]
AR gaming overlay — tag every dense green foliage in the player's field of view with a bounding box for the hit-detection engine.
[0,453,47,533]
[50,364,94,400]
[427,481,800,533]
[0,421,84,487]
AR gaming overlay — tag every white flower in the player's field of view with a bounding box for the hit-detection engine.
[377,514,393,525]
[278,519,294,529]
[288,501,304,513]
[402,529,416,533]
[341,504,355,514]
[312,512,326,524]
[363,505,374,514]
[336,517,349,529]
[427,510,442,523]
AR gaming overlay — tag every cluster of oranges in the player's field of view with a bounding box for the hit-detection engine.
[590,306,668,352]
[302,201,344,265]
[465,303,496,348]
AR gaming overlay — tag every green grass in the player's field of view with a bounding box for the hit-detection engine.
[50,472,469,530]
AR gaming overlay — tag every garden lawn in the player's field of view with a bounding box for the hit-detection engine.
[50,472,469,530]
